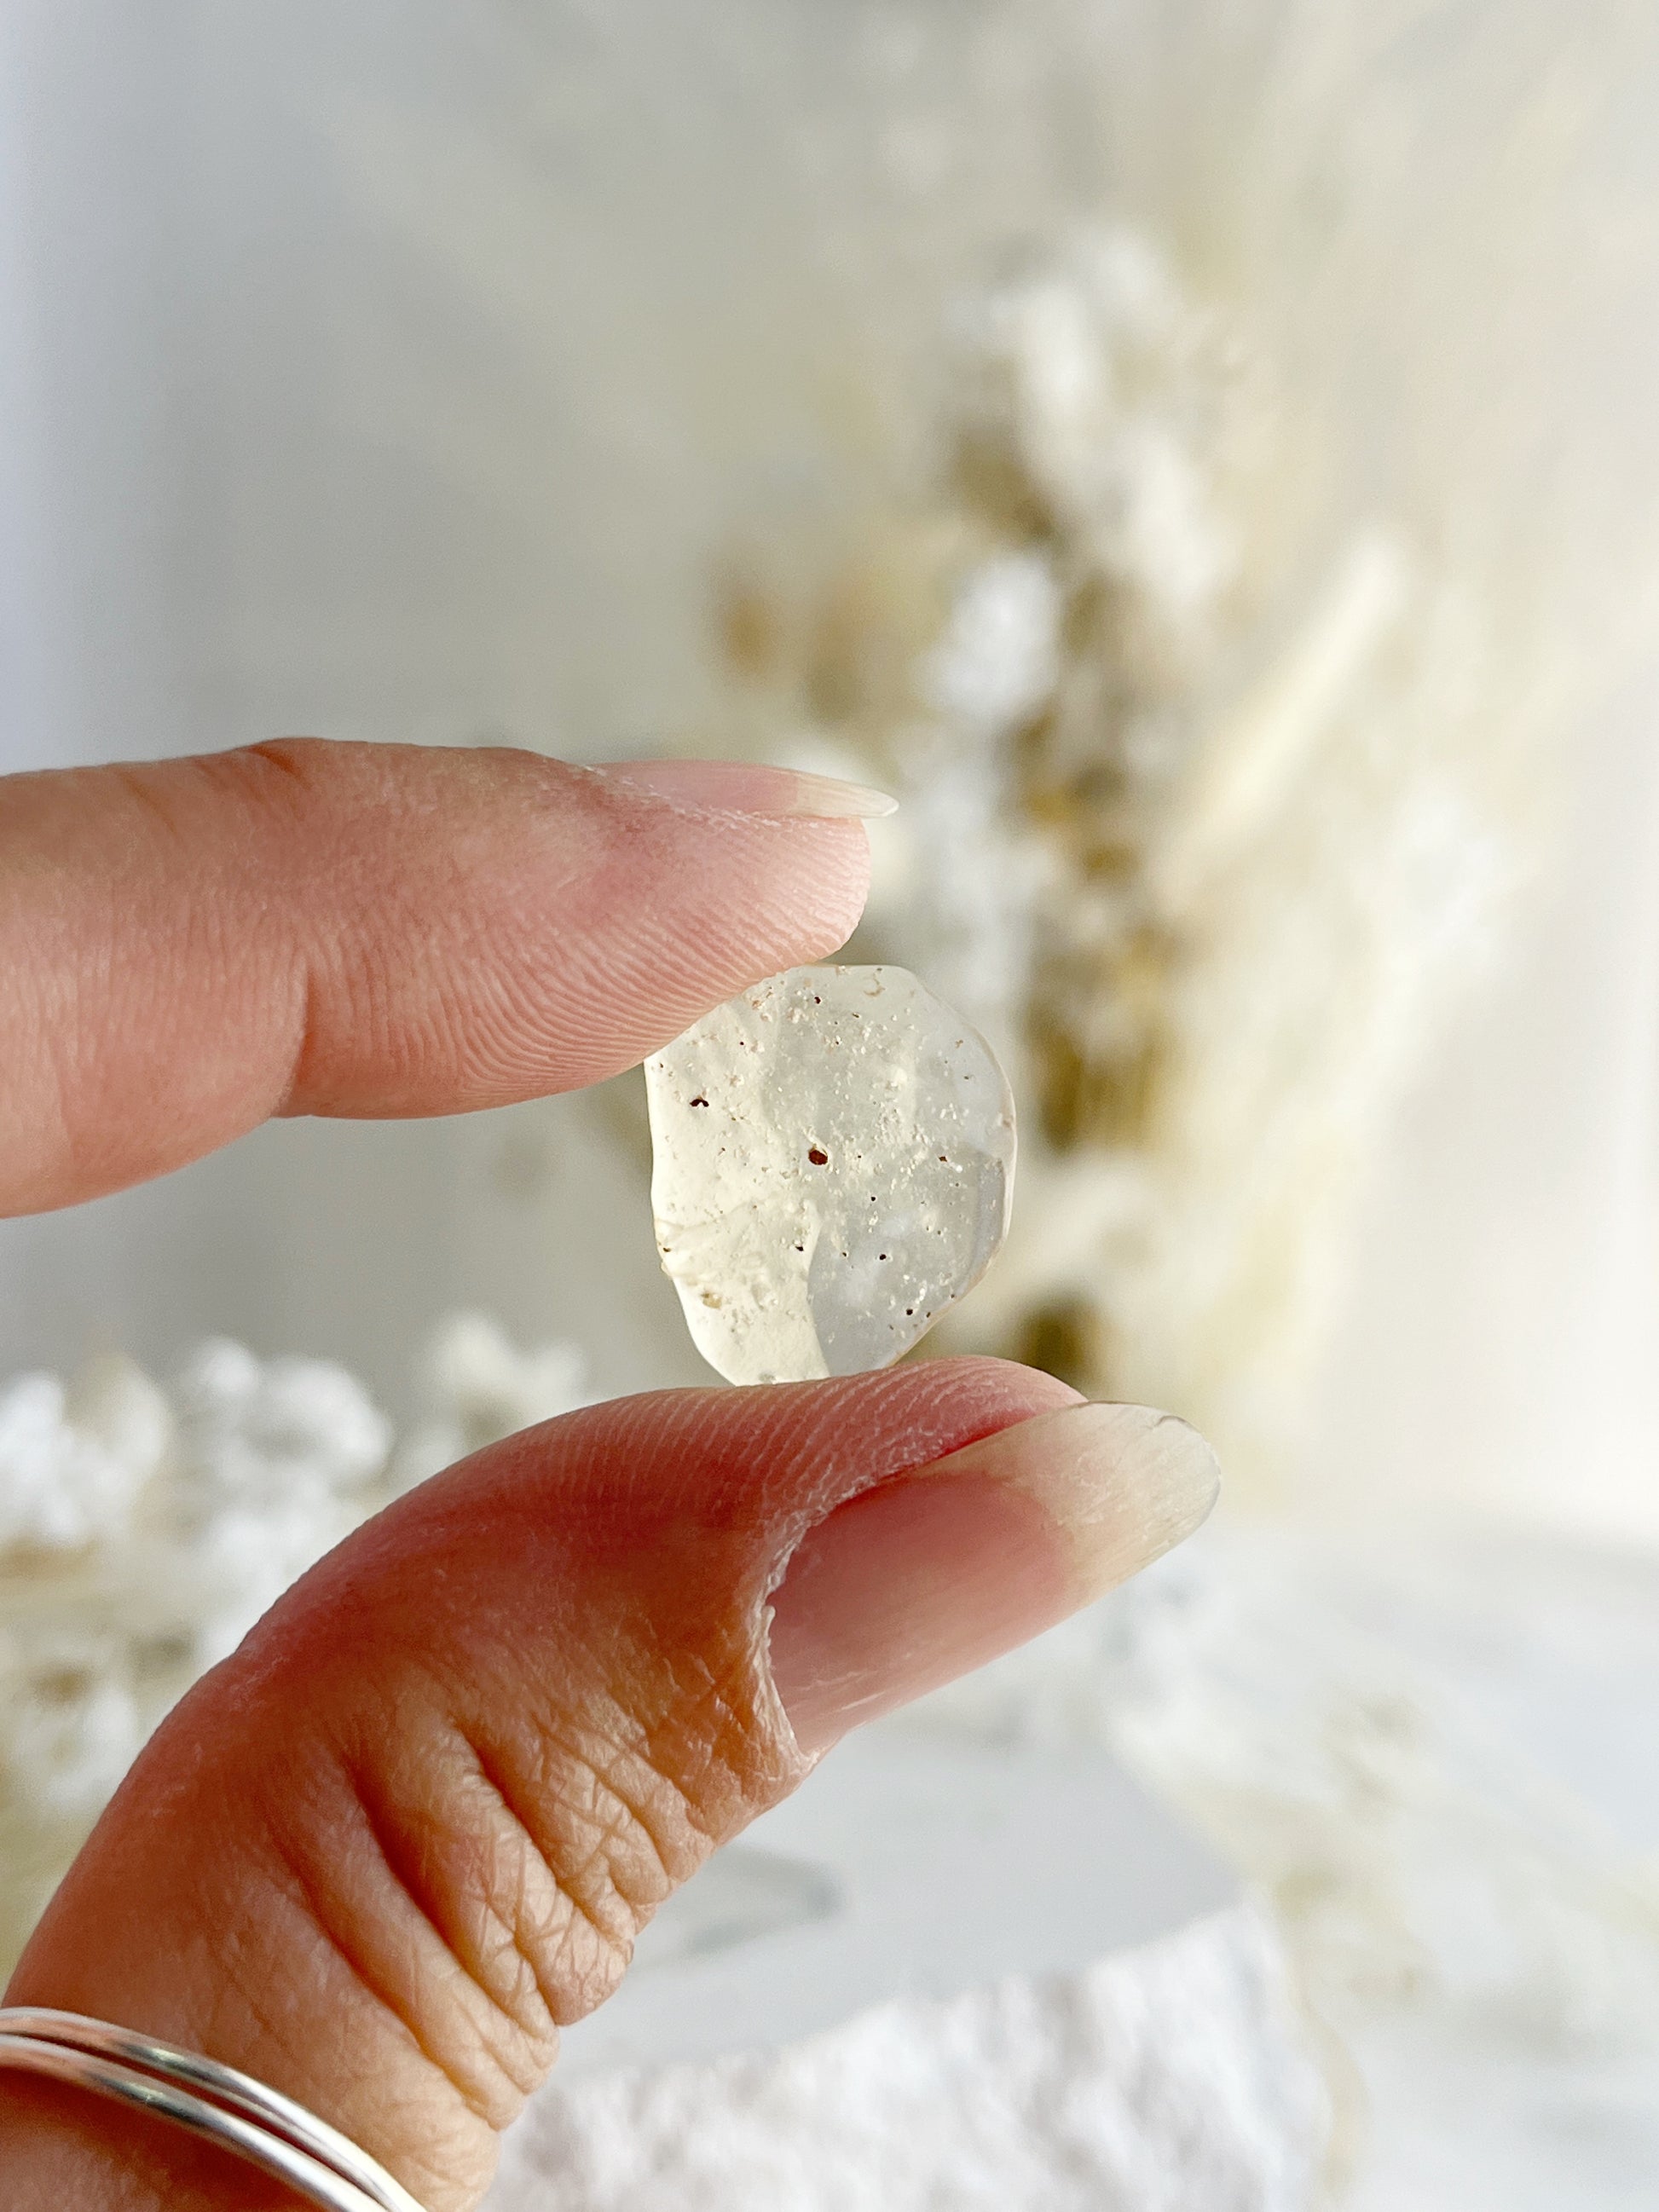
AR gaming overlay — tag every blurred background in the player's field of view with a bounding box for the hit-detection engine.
[3,3,1659,2206]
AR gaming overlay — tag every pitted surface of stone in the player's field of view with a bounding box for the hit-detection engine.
[646,967,1016,1384]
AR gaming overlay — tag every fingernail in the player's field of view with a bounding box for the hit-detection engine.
[767,1404,1219,1755]
[597,759,899,820]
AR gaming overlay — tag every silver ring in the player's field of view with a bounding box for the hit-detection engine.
[0,2007,429,2212]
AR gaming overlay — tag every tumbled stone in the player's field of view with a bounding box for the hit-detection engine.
[645,966,1016,1384]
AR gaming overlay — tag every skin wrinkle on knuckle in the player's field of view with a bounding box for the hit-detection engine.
[241,735,331,794]
[250,1838,469,2140]
[210,740,404,1114]
[454,1666,759,2025]
[280,931,434,1115]
[430,1738,659,2031]
[202,1880,343,2087]
[392,1735,569,2056]
[347,1770,558,2114]
[540,1785,667,1957]
[151,746,330,1122]
[531,1729,693,1926]
[265,1782,529,2139]
[654,1653,771,1838]
[210,1865,419,2146]
[284,932,384,1106]
[253,1665,725,2134]
[273,944,321,1117]
[106,756,211,844]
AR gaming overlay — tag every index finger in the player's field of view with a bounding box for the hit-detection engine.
[0,742,874,1216]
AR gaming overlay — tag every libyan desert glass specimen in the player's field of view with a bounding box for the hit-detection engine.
[645,966,1016,1385]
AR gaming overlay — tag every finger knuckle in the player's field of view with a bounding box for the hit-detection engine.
[299,1696,716,2128]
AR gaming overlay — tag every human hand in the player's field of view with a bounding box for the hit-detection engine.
[0,742,1217,2209]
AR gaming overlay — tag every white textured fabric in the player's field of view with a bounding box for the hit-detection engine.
[487,1908,1326,2212]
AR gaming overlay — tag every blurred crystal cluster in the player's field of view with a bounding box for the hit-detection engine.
[701,228,1529,1495]
[0,1317,590,1971]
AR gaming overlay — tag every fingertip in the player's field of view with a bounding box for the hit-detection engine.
[570,755,874,958]
[0,740,878,1208]
[766,1390,1215,1754]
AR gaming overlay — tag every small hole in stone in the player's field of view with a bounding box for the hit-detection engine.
[690,1096,708,1108]
[807,1146,830,1166]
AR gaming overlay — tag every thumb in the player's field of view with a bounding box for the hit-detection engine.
[0,1359,1217,2212]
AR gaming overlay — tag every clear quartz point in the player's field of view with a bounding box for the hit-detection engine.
[645,965,1017,1385]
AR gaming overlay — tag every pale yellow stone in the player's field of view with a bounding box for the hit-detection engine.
[646,967,1016,1385]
